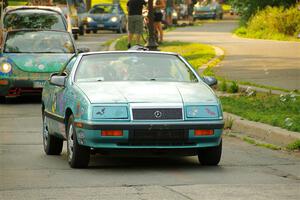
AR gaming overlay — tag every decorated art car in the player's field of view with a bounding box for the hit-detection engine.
[0,30,76,101]
[193,1,223,20]
[85,3,127,34]
[42,51,224,168]
[1,6,68,31]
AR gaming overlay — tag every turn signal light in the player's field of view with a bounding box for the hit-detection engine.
[74,122,83,128]
[101,130,123,137]
[194,129,214,136]
[0,80,8,85]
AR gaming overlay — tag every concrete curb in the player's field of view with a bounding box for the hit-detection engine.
[108,38,119,51]
[224,112,300,147]
[198,46,225,74]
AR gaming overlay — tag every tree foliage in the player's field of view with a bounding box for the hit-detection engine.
[229,0,298,24]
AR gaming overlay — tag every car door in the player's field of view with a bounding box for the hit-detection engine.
[48,56,77,138]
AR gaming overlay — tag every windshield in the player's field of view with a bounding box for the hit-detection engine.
[75,53,199,82]
[3,10,66,30]
[90,5,118,14]
[4,31,75,53]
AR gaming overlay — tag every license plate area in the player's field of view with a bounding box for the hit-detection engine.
[127,129,190,146]
[33,81,45,88]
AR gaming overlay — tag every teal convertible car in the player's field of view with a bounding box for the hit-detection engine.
[42,51,224,168]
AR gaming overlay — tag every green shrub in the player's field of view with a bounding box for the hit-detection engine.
[219,80,228,92]
[286,140,300,150]
[227,81,239,93]
[229,0,297,24]
[235,5,300,40]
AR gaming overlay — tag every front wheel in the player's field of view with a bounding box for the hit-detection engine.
[43,114,63,155]
[67,115,90,168]
[198,139,222,166]
[73,34,78,40]
[92,29,98,34]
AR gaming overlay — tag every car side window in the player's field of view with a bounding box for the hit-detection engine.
[61,56,77,75]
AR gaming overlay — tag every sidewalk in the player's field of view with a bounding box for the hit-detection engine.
[164,19,300,91]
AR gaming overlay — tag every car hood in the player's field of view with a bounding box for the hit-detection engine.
[195,5,214,12]
[76,82,218,104]
[89,13,116,22]
[3,53,73,73]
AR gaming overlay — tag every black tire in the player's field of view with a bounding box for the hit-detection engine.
[79,26,85,36]
[92,29,97,34]
[198,139,222,166]
[73,34,78,40]
[67,115,90,168]
[122,24,127,33]
[116,26,122,34]
[42,114,63,155]
[86,29,91,34]
[0,96,6,104]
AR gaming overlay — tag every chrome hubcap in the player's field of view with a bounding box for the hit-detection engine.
[43,116,48,147]
[68,124,74,161]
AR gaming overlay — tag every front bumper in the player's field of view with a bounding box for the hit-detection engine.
[0,77,49,96]
[74,121,224,153]
[86,21,121,31]
[193,12,216,19]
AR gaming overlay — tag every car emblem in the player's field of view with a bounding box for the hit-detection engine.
[154,111,162,119]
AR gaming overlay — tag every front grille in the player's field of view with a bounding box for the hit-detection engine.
[120,129,194,146]
[132,108,183,120]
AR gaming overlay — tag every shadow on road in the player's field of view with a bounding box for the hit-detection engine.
[2,95,42,105]
[86,155,223,171]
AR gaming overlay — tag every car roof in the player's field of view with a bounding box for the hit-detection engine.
[4,6,63,15]
[93,4,119,7]
[80,50,179,57]
[5,29,71,34]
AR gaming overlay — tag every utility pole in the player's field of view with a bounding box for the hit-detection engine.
[146,0,158,50]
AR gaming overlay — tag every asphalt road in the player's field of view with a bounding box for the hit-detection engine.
[0,32,300,200]
[76,31,122,51]
[165,19,300,91]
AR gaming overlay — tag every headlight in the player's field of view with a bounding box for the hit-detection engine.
[186,105,219,118]
[110,16,118,22]
[0,62,12,74]
[86,17,93,23]
[93,106,128,119]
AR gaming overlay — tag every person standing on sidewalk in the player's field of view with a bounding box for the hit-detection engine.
[185,0,194,25]
[165,0,174,26]
[127,0,146,49]
[154,0,165,43]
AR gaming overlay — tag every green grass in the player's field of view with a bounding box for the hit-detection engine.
[8,1,28,6]
[114,37,216,71]
[237,81,299,94]
[92,0,128,13]
[220,93,300,132]
[286,140,300,150]
[235,26,300,42]
[242,136,281,150]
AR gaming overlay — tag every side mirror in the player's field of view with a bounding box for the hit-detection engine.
[202,76,218,87]
[50,75,66,87]
[77,47,90,53]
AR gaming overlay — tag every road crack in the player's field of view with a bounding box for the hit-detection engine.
[163,185,194,200]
